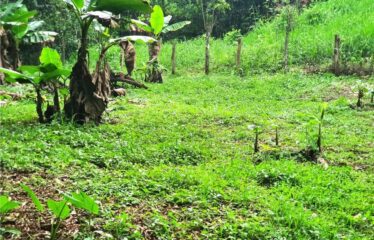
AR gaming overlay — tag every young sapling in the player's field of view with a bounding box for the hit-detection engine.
[248,124,262,153]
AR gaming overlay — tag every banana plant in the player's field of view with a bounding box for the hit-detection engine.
[0,1,57,84]
[22,184,101,240]
[131,5,191,83]
[62,0,153,123]
[0,47,71,123]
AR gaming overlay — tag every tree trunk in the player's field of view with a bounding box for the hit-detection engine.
[64,21,110,123]
[53,87,61,114]
[145,41,163,83]
[205,30,211,75]
[120,47,125,72]
[333,34,341,76]
[284,11,291,72]
[171,42,177,75]
[7,32,21,70]
[36,88,44,123]
[0,29,11,85]
[236,38,242,71]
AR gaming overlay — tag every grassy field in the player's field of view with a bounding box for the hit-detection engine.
[1,72,373,239]
[93,0,374,75]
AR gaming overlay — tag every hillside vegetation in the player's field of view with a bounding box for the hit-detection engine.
[98,0,374,75]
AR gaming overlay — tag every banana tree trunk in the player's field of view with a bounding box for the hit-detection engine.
[0,30,11,84]
[35,87,45,123]
[64,21,110,123]
[145,41,163,83]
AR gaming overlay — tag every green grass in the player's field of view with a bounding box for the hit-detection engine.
[1,72,373,239]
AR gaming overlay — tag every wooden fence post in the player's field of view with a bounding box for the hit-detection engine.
[171,42,177,75]
[236,38,243,71]
[333,34,341,75]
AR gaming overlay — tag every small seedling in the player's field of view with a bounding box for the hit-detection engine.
[64,191,99,234]
[22,185,100,239]
[353,80,371,109]
[357,88,365,108]
[297,103,328,161]
[23,184,71,240]
[47,199,71,240]
[317,103,328,153]
[0,195,21,219]
[0,195,21,237]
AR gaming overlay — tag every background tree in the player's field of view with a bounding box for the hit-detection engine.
[0,1,57,84]
[196,0,230,75]
[21,0,79,64]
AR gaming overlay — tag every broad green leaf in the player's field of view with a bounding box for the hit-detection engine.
[130,19,152,33]
[39,68,71,83]
[39,48,63,69]
[11,24,28,39]
[110,35,156,44]
[18,65,41,74]
[162,21,191,34]
[21,184,44,212]
[23,31,58,44]
[95,0,152,14]
[150,5,164,35]
[27,20,44,31]
[2,7,36,24]
[0,196,21,214]
[0,67,29,79]
[64,192,99,215]
[47,200,71,220]
[72,0,85,9]
[63,0,84,10]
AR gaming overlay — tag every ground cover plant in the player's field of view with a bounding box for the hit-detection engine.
[0,0,373,239]
[1,72,373,239]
